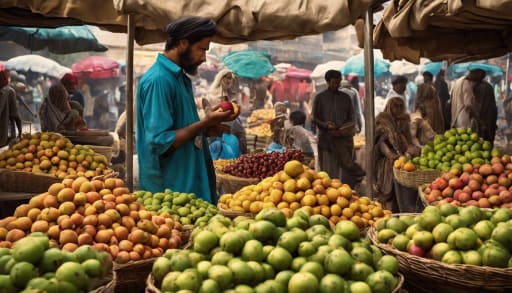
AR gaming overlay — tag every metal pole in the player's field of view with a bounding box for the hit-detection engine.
[363,9,375,198]
[126,14,135,191]
[505,53,510,99]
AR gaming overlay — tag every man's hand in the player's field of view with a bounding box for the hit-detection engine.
[204,105,232,127]
[326,122,337,130]
[205,124,231,137]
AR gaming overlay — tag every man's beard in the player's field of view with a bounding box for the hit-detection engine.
[179,47,201,75]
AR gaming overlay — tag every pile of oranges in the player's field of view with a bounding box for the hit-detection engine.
[219,161,391,228]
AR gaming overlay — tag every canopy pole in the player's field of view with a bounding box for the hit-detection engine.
[506,53,510,99]
[363,9,375,199]
[125,14,135,191]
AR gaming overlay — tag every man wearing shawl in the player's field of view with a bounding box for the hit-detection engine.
[136,17,232,202]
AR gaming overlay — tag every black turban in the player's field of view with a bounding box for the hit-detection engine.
[164,16,217,49]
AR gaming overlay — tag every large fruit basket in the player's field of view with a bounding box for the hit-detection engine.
[90,271,116,293]
[368,218,512,293]
[215,170,260,194]
[113,258,155,292]
[145,270,405,293]
[393,168,442,189]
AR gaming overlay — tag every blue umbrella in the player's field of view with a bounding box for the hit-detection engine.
[221,50,275,79]
[468,63,503,78]
[0,26,107,54]
[342,53,390,77]
[447,62,472,79]
[422,61,443,75]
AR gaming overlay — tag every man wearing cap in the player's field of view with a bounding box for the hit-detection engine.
[136,17,232,202]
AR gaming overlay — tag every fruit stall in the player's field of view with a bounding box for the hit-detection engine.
[1,128,512,293]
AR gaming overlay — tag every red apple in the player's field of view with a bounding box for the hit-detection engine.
[460,173,470,184]
[499,190,512,203]
[486,175,498,185]
[459,192,471,203]
[478,198,491,208]
[466,200,479,207]
[441,187,454,198]
[445,197,454,203]
[470,173,484,184]
[408,244,425,257]
[471,191,484,200]
[468,180,481,192]
[501,155,511,165]
[219,101,234,112]
[449,178,464,189]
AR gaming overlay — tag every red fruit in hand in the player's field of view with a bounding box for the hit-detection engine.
[219,101,234,112]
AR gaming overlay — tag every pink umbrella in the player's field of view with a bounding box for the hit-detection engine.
[285,66,312,80]
[71,56,119,79]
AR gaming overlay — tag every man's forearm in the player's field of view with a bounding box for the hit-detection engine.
[163,119,209,156]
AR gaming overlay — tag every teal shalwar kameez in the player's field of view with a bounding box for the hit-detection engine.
[136,53,217,203]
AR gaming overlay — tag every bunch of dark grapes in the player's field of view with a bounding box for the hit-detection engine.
[222,150,303,179]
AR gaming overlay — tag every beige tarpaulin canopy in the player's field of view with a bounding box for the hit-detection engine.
[0,0,373,44]
[374,0,512,63]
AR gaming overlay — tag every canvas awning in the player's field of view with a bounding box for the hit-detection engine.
[0,0,375,45]
[374,0,512,63]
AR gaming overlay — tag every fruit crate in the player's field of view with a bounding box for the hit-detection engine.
[215,170,260,195]
[393,167,442,189]
[368,220,512,293]
[0,169,62,193]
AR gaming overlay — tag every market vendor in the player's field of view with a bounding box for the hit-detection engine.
[136,17,232,202]
[39,84,86,132]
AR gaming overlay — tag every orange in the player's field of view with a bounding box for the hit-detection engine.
[349,202,360,212]
[330,204,342,217]
[320,205,331,218]
[249,201,263,214]
[362,212,373,220]
[262,202,276,209]
[277,202,289,209]
[342,208,354,218]
[336,197,349,208]
[312,206,321,215]
[242,200,251,211]
[316,194,330,206]
[301,194,317,207]
[289,202,301,211]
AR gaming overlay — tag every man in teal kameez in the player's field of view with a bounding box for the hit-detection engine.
[136,17,232,202]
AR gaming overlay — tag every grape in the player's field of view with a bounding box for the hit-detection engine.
[222,150,304,179]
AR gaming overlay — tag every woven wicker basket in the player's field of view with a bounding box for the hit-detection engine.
[0,170,62,193]
[90,271,116,293]
[418,184,433,207]
[368,221,512,292]
[217,203,255,219]
[216,171,259,194]
[113,258,155,292]
[393,167,442,189]
[145,272,404,293]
